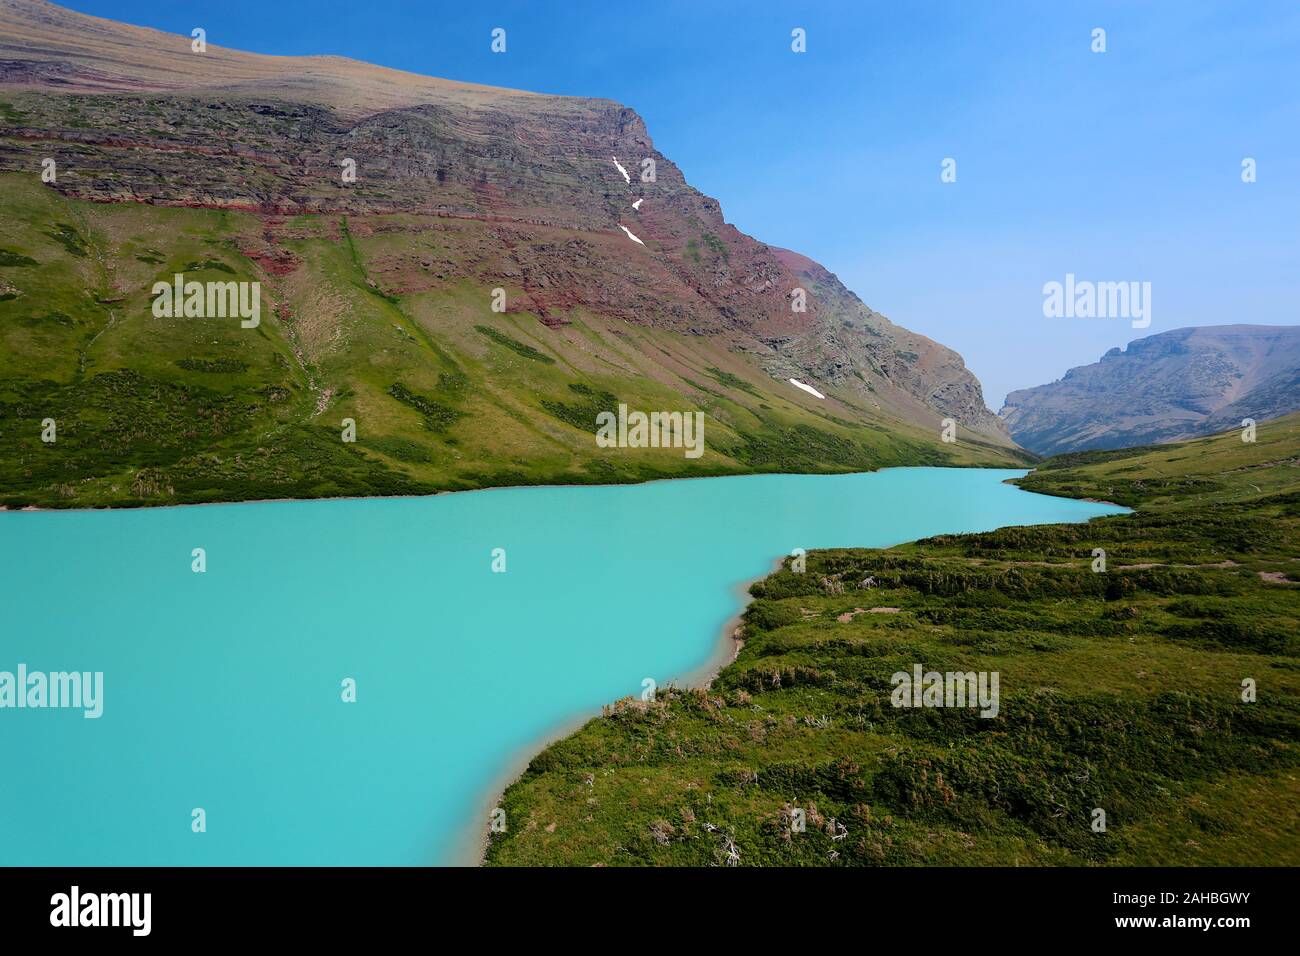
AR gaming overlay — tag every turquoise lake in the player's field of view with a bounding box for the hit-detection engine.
[0,468,1126,865]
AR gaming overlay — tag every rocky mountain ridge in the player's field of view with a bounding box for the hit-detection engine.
[1000,324,1300,455]
[0,0,1008,444]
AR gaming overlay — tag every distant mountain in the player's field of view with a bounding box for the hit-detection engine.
[0,0,1016,507]
[1000,325,1300,456]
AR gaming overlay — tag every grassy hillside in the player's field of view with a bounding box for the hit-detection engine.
[485,414,1300,866]
[0,175,1023,508]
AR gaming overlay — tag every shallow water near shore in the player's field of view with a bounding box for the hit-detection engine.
[0,468,1126,865]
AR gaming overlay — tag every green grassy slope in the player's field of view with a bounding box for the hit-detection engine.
[485,414,1300,866]
[0,175,1024,507]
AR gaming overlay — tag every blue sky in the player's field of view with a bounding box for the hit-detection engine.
[66,0,1300,406]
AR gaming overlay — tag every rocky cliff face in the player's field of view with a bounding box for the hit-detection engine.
[769,248,1007,440]
[0,0,1009,449]
[1000,325,1300,455]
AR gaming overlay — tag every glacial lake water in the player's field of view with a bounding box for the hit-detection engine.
[0,468,1126,865]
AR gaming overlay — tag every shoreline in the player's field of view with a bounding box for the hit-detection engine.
[0,462,1031,515]
[455,551,781,867]
[0,471,844,514]
[1003,472,1124,509]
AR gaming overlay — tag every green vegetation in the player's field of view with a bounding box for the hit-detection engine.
[0,172,1017,508]
[540,382,619,432]
[46,223,88,258]
[181,258,237,275]
[486,415,1300,865]
[704,366,761,397]
[0,247,38,267]
[475,324,556,364]
[176,358,249,373]
[0,99,28,124]
[359,434,434,465]
[387,382,464,431]
[726,422,949,472]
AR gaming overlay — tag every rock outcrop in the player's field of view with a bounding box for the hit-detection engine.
[1000,325,1300,455]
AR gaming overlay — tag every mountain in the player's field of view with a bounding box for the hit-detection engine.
[999,325,1300,456]
[0,0,1016,508]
